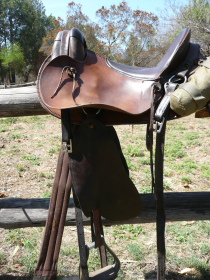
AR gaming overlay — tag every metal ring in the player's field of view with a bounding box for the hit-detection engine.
[168,74,187,83]
[82,107,101,115]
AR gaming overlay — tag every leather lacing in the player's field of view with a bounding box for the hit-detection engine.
[51,66,77,102]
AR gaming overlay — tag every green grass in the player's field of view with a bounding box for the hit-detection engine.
[11,134,21,139]
[0,126,7,132]
[6,229,25,246]
[165,139,186,159]
[0,117,18,125]
[0,252,7,265]
[113,224,144,240]
[198,164,210,180]
[22,154,41,165]
[127,243,145,262]
[41,190,52,198]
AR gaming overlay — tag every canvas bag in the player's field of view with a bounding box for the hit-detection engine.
[170,57,210,116]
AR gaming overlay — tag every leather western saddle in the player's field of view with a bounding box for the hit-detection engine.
[34,27,205,280]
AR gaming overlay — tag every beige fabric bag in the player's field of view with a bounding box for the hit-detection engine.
[170,57,210,116]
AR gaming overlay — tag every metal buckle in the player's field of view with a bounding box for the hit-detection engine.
[63,140,72,153]
[156,117,165,133]
[88,236,105,250]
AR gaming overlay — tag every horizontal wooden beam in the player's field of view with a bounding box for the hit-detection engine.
[0,86,48,118]
[0,86,208,119]
[0,192,209,229]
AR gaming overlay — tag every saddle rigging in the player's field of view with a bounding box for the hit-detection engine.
[34,27,207,280]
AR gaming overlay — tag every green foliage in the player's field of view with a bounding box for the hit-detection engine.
[0,43,26,72]
[178,0,210,56]
[0,0,56,81]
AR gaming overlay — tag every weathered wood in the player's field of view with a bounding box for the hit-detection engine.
[0,86,48,117]
[0,192,209,229]
[0,82,36,89]
[0,86,209,119]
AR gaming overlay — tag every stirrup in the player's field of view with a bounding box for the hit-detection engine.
[79,241,120,280]
[75,207,120,280]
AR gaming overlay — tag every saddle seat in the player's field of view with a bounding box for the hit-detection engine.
[107,28,191,80]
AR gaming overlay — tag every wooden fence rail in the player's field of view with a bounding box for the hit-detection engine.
[0,85,47,118]
[0,85,209,118]
[0,192,210,229]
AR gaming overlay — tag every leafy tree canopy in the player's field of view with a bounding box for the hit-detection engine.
[0,0,56,82]
[41,1,159,65]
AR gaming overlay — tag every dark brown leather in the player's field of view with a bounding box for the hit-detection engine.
[38,51,156,115]
[52,28,87,60]
[70,118,142,220]
[37,29,192,122]
[34,148,72,280]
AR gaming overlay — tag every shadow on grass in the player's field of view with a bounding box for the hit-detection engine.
[145,268,210,280]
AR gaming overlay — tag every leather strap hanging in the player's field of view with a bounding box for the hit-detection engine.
[33,147,72,280]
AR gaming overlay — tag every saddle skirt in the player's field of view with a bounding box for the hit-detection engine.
[70,118,142,220]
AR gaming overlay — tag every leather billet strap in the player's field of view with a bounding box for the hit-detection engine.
[61,109,73,153]
[154,117,167,280]
[147,82,170,280]
[33,148,72,280]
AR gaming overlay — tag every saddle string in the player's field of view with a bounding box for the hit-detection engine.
[51,66,77,101]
